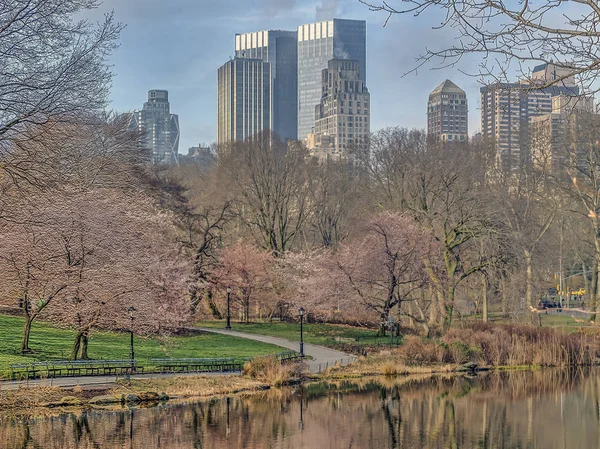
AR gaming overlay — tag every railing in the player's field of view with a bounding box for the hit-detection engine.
[9,359,142,380]
[6,351,303,381]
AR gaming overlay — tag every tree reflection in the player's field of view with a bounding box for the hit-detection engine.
[1,369,599,448]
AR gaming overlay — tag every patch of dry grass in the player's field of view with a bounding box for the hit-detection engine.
[243,356,304,386]
[325,351,457,378]
[111,375,268,398]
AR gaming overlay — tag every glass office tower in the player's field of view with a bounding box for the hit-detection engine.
[297,18,366,141]
[217,58,271,145]
[129,90,180,164]
[235,30,297,141]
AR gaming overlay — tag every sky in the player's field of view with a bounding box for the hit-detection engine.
[92,0,485,152]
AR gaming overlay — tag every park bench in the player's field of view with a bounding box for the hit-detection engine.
[273,351,303,363]
[150,357,240,373]
[9,359,143,380]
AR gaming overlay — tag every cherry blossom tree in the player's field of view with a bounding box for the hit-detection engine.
[317,212,438,335]
[0,188,190,357]
[210,243,273,323]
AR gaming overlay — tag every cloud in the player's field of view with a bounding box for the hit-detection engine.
[316,0,341,21]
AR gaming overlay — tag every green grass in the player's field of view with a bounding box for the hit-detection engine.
[197,320,386,347]
[0,315,284,376]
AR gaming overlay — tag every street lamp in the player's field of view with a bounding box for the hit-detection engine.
[298,307,305,358]
[226,287,232,329]
[128,306,136,372]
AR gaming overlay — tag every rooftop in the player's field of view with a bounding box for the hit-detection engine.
[430,79,465,96]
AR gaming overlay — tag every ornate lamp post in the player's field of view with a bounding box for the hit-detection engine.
[298,307,305,358]
[226,287,232,329]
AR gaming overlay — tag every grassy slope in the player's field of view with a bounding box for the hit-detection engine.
[198,320,384,346]
[0,315,283,374]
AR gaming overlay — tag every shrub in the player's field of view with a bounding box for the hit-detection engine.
[396,335,445,365]
[243,356,304,386]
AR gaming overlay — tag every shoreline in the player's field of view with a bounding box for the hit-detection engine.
[2,358,590,418]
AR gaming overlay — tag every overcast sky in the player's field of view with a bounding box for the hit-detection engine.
[93,0,484,152]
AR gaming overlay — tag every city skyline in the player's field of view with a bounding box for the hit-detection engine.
[91,0,486,152]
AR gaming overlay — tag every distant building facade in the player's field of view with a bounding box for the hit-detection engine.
[307,59,370,160]
[297,19,366,141]
[129,90,180,164]
[217,58,271,145]
[480,64,579,170]
[427,80,468,143]
[530,95,597,174]
[235,30,298,141]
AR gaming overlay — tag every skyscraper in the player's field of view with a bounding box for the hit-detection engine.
[129,90,180,164]
[480,64,579,170]
[297,19,366,141]
[235,30,297,141]
[217,58,271,145]
[427,80,468,143]
[307,59,370,160]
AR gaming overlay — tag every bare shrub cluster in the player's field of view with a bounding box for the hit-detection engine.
[394,325,598,367]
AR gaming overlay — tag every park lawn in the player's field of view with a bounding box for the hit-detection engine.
[539,312,594,329]
[197,320,385,346]
[0,315,284,377]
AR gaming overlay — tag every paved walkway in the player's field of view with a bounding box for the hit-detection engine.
[196,327,356,373]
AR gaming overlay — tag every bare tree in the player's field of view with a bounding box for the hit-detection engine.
[218,136,311,255]
[361,0,600,93]
[0,0,122,151]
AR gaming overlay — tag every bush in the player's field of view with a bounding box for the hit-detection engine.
[391,324,598,368]
[395,335,445,365]
[243,356,304,386]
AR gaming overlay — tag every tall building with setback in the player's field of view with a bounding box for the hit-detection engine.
[217,58,271,145]
[307,59,370,160]
[235,30,298,141]
[480,64,579,171]
[129,90,180,164]
[427,80,468,143]
[297,18,366,141]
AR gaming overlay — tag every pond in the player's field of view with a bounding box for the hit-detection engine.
[2,369,600,448]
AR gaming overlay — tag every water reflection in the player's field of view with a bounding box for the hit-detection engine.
[2,369,600,448]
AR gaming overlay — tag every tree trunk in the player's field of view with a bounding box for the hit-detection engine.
[482,276,488,323]
[500,277,508,317]
[428,285,439,327]
[71,332,83,360]
[21,316,33,354]
[524,248,535,323]
[443,286,455,331]
[81,332,89,359]
[590,257,598,323]
[582,261,589,303]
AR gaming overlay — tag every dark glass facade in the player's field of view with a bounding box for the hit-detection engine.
[235,30,297,141]
[297,19,366,140]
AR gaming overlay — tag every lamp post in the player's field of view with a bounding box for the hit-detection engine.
[226,287,232,329]
[128,306,136,373]
[298,307,305,358]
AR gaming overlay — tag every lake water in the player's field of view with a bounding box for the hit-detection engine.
[2,369,600,448]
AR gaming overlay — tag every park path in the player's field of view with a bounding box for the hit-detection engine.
[196,327,356,374]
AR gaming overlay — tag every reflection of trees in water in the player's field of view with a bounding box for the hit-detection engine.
[2,369,600,448]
